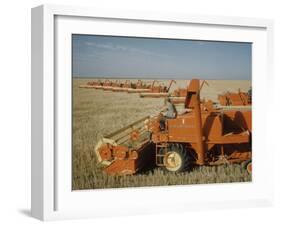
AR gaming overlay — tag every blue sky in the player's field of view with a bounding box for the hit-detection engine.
[72,34,251,80]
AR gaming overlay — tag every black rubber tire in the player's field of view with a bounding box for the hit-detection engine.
[163,144,190,173]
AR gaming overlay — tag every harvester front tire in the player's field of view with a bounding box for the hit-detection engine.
[163,144,189,173]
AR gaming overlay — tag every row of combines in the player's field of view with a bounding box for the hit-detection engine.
[94,79,252,176]
[80,79,176,98]
[80,79,252,106]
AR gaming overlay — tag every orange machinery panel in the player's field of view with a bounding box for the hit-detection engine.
[167,112,223,143]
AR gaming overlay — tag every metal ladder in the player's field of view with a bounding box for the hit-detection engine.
[155,143,168,166]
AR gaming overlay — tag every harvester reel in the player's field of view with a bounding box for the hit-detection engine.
[163,144,190,173]
[94,137,117,167]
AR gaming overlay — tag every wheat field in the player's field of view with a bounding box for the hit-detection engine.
[72,78,251,190]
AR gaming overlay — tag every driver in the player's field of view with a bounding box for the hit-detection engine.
[159,97,177,130]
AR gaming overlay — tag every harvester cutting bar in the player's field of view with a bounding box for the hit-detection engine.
[91,85,103,89]
[102,86,114,91]
[127,88,151,93]
[112,87,130,92]
[139,93,169,98]
[79,85,96,88]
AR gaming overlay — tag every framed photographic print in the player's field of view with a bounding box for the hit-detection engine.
[31,4,274,221]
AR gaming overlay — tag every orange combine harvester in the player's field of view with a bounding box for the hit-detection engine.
[80,79,178,98]
[218,88,252,106]
[79,80,103,88]
[127,80,151,93]
[139,80,176,98]
[95,79,252,176]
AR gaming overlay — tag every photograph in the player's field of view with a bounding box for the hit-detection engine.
[72,34,252,190]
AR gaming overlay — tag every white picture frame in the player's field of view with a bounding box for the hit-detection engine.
[31,4,274,221]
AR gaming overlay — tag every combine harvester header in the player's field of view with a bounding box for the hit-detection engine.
[94,116,154,175]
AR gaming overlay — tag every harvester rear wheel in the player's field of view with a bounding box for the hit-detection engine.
[163,144,189,173]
